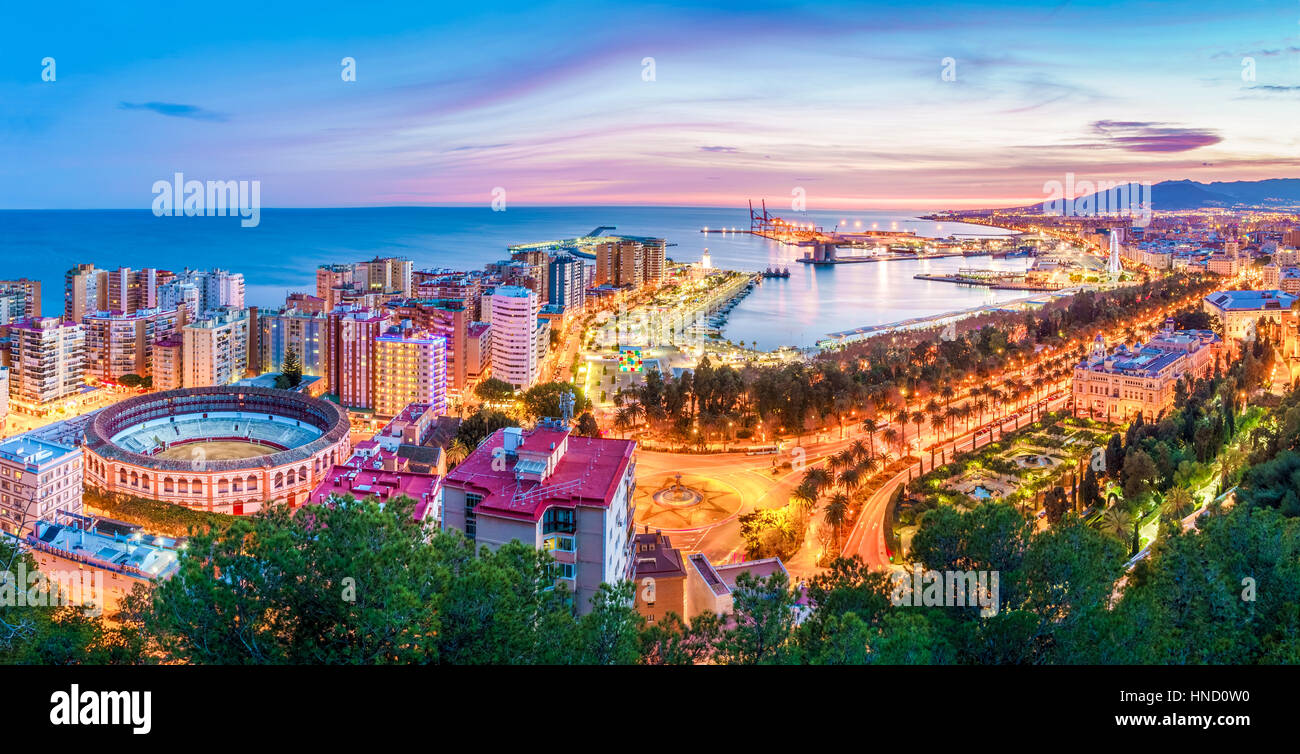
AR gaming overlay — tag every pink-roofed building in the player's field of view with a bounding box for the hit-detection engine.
[308,462,442,523]
[376,402,438,449]
[441,419,637,613]
[685,553,791,618]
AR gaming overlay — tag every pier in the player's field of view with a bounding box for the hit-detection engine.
[913,268,1062,291]
[795,250,967,265]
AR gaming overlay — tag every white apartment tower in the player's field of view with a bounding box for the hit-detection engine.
[486,285,541,389]
[7,318,85,413]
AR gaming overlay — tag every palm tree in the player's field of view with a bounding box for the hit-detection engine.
[928,412,945,465]
[882,427,902,460]
[861,418,879,459]
[954,404,972,433]
[837,466,862,494]
[910,411,925,447]
[1101,507,1131,539]
[848,439,870,464]
[1164,486,1195,519]
[445,438,470,468]
[989,389,1005,419]
[802,467,833,496]
[939,384,955,413]
[791,482,819,517]
[855,455,880,479]
[894,408,910,434]
[627,399,647,429]
[829,449,855,472]
[614,407,635,439]
[824,492,851,550]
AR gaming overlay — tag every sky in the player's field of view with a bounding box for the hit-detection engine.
[1,0,1297,210]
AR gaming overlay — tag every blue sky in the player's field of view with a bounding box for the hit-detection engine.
[1,0,1297,209]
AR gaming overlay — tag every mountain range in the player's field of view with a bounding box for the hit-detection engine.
[1015,178,1300,212]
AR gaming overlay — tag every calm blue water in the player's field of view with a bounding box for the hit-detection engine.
[0,207,1029,349]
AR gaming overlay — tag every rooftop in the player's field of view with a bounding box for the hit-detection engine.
[0,435,80,468]
[26,520,180,581]
[1205,289,1297,311]
[632,530,686,579]
[309,464,441,521]
[444,426,635,522]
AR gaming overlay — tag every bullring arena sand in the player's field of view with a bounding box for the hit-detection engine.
[155,441,277,461]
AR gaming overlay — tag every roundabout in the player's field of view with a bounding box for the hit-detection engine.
[634,471,744,531]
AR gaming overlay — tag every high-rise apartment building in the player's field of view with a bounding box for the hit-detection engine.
[548,254,586,311]
[465,322,491,384]
[643,238,666,285]
[316,257,413,310]
[0,292,26,326]
[0,367,9,428]
[259,309,328,378]
[65,264,108,323]
[161,268,246,316]
[441,422,637,615]
[159,281,203,321]
[0,279,42,319]
[373,325,447,418]
[6,318,85,412]
[486,285,542,389]
[152,338,183,391]
[328,307,391,408]
[594,238,664,289]
[82,307,183,382]
[510,249,551,303]
[385,299,475,397]
[412,270,485,318]
[106,267,170,314]
[182,308,250,387]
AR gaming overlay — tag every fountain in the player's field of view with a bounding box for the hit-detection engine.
[653,473,704,507]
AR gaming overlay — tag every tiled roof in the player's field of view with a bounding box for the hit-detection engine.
[444,427,635,522]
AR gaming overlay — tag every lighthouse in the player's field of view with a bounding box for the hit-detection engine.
[1107,230,1122,279]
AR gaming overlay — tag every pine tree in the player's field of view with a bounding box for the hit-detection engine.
[281,346,303,388]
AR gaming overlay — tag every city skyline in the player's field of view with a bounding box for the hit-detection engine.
[3,0,1297,210]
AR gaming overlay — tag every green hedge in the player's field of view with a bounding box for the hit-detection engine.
[83,486,235,538]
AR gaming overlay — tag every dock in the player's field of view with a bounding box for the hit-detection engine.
[796,251,967,265]
[913,271,1062,291]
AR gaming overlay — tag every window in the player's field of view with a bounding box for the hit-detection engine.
[543,535,575,552]
[465,493,481,540]
[542,507,576,534]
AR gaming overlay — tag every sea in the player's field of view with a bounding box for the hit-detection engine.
[0,207,1033,350]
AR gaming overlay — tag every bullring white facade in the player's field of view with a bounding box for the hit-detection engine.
[81,386,351,515]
